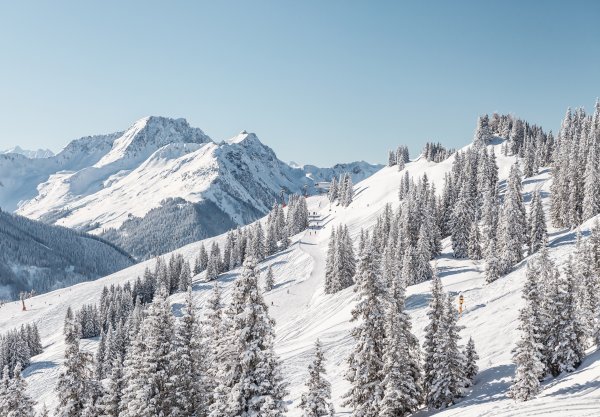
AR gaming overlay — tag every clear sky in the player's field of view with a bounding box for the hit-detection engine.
[0,1,598,166]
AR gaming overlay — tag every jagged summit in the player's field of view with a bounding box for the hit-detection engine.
[227,130,261,145]
[95,116,212,167]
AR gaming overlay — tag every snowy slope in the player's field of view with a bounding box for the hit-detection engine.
[1,137,598,416]
[1,116,381,259]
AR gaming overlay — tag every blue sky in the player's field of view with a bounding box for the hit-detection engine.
[0,1,598,165]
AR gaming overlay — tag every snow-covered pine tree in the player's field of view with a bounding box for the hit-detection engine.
[473,114,491,147]
[177,261,192,292]
[343,240,386,417]
[463,337,478,387]
[451,182,475,258]
[97,353,124,417]
[0,365,8,415]
[498,163,527,273]
[546,259,586,376]
[341,174,354,207]
[443,294,467,401]
[572,233,598,343]
[205,243,221,281]
[252,223,266,262]
[170,287,206,417]
[55,308,96,417]
[328,176,338,203]
[468,222,482,260]
[203,282,224,409]
[528,191,547,255]
[194,244,209,274]
[264,265,275,292]
[388,150,397,167]
[381,244,396,288]
[122,289,175,417]
[509,300,545,401]
[582,106,600,221]
[426,293,466,409]
[423,270,445,402]
[325,225,356,293]
[324,228,338,294]
[266,222,279,256]
[3,362,36,417]
[415,223,433,282]
[400,244,417,286]
[299,339,334,417]
[380,278,423,417]
[210,258,287,417]
[521,260,550,377]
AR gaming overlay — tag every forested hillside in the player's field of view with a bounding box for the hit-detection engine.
[0,210,134,300]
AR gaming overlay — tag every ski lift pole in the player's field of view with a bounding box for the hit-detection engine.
[20,292,27,311]
[458,294,464,317]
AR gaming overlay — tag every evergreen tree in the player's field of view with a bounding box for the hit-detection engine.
[546,260,585,376]
[380,279,422,417]
[423,271,445,398]
[203,282,224,409]
[343,241,386,417]
[170,287,206,417]
[415,224,433,282]
[473,114,491,147]
[467,222,482,260]
[324,229,337,294]
[573,234,600,342]
[55,308,96,417]
[583,135,600,221]
[194,244,209,274]
[424,275,466,409]
[122,290,175,417]
[210,258,287,417]
[97,354,124,417]
[451,182,475,258]
[528,191,547,255]
[177,261,192,292]
[299,339,334,417]
[324,225,356,294]
[498,163,527,272]
[509,301,545,401]
[521,260,550,378]
[328,177,338,203]
[0,365,9,417]
[463,337,478,387]
[264,265,275,292]
[4,362,36,417]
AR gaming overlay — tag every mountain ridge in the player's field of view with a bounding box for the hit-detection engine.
[1,116,382,259]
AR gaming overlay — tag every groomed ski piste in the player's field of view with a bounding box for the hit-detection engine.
[1,136,599,416]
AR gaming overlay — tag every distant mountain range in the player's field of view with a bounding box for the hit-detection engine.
[0,116,381,259]
[2,146,55,159]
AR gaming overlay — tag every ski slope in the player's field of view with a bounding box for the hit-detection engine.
[1,138,599,416]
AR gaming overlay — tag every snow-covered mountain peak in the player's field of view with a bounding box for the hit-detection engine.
[95,116,212,168]
[1,146,55,159]
[228,130,260,145]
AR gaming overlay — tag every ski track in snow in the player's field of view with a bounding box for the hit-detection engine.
[1,139,600,416]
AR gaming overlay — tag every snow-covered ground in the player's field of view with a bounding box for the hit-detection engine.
[1,138,599,416]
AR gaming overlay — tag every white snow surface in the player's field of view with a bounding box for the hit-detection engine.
[1,138,599,416]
